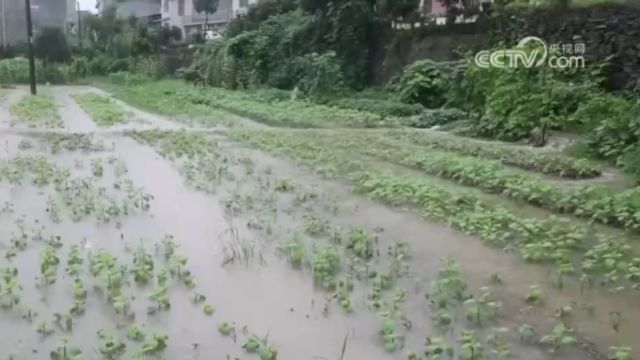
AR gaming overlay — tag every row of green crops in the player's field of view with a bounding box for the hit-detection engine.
[384,130,600,178]
[171,86,395,128]
[72,93,129,127]
[227,128,640,293]
[289,131,640,233]
[9,94,62,128]
[103,80,393,128]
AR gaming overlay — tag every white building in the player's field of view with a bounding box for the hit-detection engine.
[97,0,162,19]
[162,0,257,38]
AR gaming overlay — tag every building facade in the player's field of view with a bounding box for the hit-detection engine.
[1,0,70,46]
[97,0,162,19]
[162,0,257,38]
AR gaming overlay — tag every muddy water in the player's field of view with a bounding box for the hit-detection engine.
[213,137,640,359]
[1,85,638,360]
[0,88,400,359]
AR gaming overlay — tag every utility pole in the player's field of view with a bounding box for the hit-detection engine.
[76,0,82,49]
[25,0,37,95]
[1,0,6,48]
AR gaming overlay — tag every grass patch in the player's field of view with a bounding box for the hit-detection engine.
[72,93,128,127]
[9,94,62,128]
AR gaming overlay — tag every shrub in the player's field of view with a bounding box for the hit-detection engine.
[39,66,66,84]
[108,71,150,85]
[575,94,640,160]
[294,52,344,97]
[108,58,129,73]
[618,144,640,183]
[404,108,468,128]
[88,55,110,75]
[129,56,166,79]
[390,59,451,108]
[0,57,66,84]
[60,57,89,82]
[0,57,31,83]
[249,88,293,102]
[327,98,423,117]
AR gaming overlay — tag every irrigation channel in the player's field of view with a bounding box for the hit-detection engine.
[0,85,638,360]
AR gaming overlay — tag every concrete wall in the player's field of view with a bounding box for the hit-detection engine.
[382,4,640,89]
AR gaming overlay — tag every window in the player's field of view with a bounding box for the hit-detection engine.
[178,0,185,15]
[163,0,169,12]
[240,0,249,7]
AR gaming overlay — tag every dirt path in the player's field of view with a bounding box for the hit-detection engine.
[0,85,636,360]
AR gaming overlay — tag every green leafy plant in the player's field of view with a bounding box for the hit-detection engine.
[72,93,129,127]
[218,322,235,336]
[525,285,544,305]
[50,339,82,360]
[540,323,577,352]
[203,303,215,315]
[98,330,127,359]
[137,333,168,356]
[312,245,341,289]
[424,337,453,360]
[609,346,632,360]
[459,330,483,360]
[379,317,403,352]
[10,94,62,128]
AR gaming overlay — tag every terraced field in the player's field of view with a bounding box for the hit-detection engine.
[0,84,638,360]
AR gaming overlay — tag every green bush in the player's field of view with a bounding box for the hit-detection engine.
[327,98,423,117]
[108,58,129,73]
[0,57,31,84]
[249,88,293,102]
[390,59,451,108]
[88,55,110,75]
[39,66,66,84]
[618,145,640,183]
[294,52,344,97]
[108,71,151,86]
[129,56,166,79]
[575,94,640,160]
[404,108,468,128]
[0,57,67,84]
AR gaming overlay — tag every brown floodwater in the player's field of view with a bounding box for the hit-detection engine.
[0,86,637,360]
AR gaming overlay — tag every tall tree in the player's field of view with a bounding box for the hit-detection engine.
[34,27,71,65]
[193,0,220,36]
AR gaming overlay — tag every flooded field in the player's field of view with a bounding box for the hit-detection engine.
[0,85,638,360]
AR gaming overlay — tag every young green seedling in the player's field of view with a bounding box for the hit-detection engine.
[50,338,82,360]
[204,303,215,315]
[540,323,576,353]
[609,346,632,360]
[218,322,235,336]
[424,337,453,360]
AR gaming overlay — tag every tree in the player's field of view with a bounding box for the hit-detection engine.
[193,0,220,35]
[34,27,71,65]
[376,0,420,21]
[84,6,123,53]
